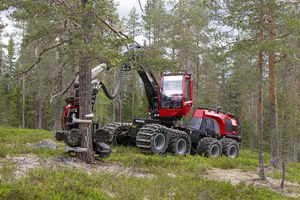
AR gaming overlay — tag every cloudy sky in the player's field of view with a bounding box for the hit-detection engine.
[0,0,146,45]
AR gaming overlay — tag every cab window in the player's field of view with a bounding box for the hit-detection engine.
[213,119,220,134]
[225,118,232,133]
[160,75,183,109]
[184,78,191,101]
[186,117,202,130]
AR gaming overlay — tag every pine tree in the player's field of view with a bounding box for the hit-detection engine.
[125,7,141,120]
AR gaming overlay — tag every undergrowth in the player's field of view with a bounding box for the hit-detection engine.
[0,126,64,158]
[0,126,299,199]
[0,167,293,200]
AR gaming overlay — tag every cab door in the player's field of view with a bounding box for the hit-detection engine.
[182,76,193,115]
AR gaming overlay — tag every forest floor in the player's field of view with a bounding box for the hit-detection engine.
[1,126,300,199]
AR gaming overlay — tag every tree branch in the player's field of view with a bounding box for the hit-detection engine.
[97,18,144,48]
[98,18,128,39]
[12,40,68,76]
[275,32,291,39]
[137,0,144,13]
[50,71,79,103]
[275,54,287,63]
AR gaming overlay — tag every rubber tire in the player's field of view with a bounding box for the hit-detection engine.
[150,131,169,154]
[197,137,222,157]
[113,131,124,146]
[168,135,189,156]
[221,138,239,158]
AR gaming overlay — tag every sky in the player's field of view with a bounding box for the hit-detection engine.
[0,0,147,46]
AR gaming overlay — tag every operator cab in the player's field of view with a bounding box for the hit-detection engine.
[159,72,193,117]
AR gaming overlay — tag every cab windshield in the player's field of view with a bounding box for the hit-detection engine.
[160,75,183,109]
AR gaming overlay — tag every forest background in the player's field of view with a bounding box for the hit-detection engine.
[0,0,299,169]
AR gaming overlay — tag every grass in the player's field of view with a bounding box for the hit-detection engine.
[107,146,271,176]
[0,167,294,200]
[266,162,300,185]
[0,126,65,158]
[0,126,299,199]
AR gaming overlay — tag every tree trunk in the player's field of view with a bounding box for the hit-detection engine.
[213,75,217,108]
[22,66,25,129]
[221,68,225,109]
[196,55,199,107]
[257,0,266,181]
[281,152,285,189]
[179,0,183,69]
[22,23,25,129]
[38,99,42,130]
[294,78,299,162]
[54,63,63,132]
[288,80,293,160]
[0,46,2,81]
[250,92,255,154]
[78,61,94,164]
[268,6,280,168]
[131,70,135,120]
[37,46,42,131]
[240,91,244,149]
[78,0,94,164]
[281,114,288,189]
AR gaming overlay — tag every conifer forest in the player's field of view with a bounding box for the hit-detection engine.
[0,0,300,199]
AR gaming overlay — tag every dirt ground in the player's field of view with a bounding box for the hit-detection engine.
[204,167,300,198]
[1,154,154,179]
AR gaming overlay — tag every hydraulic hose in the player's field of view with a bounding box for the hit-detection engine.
[100,64,125,100]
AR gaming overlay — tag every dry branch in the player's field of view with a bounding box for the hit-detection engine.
[50,71,79,103]
[12,40,68,76]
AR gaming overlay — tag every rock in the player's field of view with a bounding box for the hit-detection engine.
[65,160,80,168]
[35,139,57,150]
[26,143,33,147]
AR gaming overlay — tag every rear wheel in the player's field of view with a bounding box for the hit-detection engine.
[197,137,222,157]
[94,122,131,145]
[168,135,189,156]
[221,138,239,158]
[136,124,169,154]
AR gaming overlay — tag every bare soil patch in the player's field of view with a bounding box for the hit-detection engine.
[2,154,154,179]
[204,167,300,198]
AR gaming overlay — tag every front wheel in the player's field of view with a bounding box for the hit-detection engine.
[197,137,222,157]
[221,138,239,158]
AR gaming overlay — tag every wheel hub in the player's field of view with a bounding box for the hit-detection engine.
[153,133,165,151]
[176,138,187,155]
[228,145,237,158]
[210,144,220,157]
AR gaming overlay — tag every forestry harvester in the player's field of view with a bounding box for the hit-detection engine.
[55,44,242,158]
